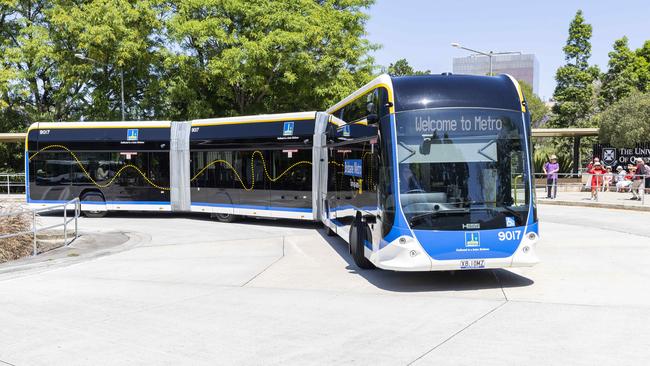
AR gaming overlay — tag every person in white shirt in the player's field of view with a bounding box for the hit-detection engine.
[615,166,631,192]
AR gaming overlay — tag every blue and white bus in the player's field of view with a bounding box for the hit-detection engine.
[319,74,539,270]
[25,73,539,271]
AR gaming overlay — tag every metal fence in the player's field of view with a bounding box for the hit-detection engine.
[535,172,649,204]
[0,198,80,256]
[0,173,25,195]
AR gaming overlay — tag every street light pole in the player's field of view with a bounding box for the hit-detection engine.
[451,43,521,76]
[75,53,126,121]
[451,43,493,75]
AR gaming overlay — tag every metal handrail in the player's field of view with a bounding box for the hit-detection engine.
[0,198,80,256]
[535,172,648,204]
[0,173,25,195]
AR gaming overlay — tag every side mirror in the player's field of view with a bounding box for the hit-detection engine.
[367,113,379,125]
[362,214,377,224]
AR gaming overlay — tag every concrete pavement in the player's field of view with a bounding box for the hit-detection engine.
[537,188,650,211]
[0,207,649,365]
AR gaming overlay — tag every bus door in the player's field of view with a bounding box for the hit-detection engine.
[237,150,271,216]
[269,149,312,219]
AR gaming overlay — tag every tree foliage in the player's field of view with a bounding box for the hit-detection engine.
[0,0,377,170]
[386,58,430,76]
[551,10,600,128]
[596,91,650,147]
[164,0,377,119]
[600,37,650,107]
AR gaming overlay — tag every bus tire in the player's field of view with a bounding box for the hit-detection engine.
[350,222,375,269]
[213,212,238,223]
[80,192,107,218]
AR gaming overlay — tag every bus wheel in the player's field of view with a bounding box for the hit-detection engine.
[350,222,375,269]
[213,212,238,223]
[80,192,107,218]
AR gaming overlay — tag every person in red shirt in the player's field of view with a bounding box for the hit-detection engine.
[588,162,605,200]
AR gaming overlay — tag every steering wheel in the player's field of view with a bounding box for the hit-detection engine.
[405,189,425,194]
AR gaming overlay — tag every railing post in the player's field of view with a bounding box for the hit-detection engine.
[6,174,9,195]
[32,209,37,256]
[64,201,68,246]
[75,199,79,241]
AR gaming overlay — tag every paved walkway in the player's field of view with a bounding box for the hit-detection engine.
[0,207,649,365]
[537,188,650,211]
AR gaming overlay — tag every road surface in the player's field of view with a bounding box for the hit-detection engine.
[0,205,648,365]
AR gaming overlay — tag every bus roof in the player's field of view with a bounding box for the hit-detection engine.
[191,111,317,126]
[326,73,525,115]
[391,74,525,113]
[28,121,172,130]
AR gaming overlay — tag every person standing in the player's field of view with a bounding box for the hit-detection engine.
[630,159,648,200]
[588,162,605,201]
[543,155,560,199]
[603,166,614,192]
[585,157,600,190]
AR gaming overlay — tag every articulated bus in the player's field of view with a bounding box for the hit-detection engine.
[25,73,539,271]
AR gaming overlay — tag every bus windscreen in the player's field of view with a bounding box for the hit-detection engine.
[395,108,530,231]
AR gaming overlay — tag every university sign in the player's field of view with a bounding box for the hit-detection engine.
[593,144,650,166]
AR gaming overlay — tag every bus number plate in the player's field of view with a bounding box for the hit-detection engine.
[460,259,485,269]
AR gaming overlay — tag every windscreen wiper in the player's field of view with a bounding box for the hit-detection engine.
[408,209,469,226]
[467,201,520,216]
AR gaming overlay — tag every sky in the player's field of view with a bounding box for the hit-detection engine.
[365,0,650,101]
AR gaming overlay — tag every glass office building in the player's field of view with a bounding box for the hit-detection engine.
[453,54,539,95]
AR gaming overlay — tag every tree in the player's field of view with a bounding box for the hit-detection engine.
[637,41,650,88]
[518,80,548,126]
[48,0,166,120]
[551,10,600,128]
[164,0,376,118]
[600,37,650,107]
[596,91,650,147]
[386,59,430,76]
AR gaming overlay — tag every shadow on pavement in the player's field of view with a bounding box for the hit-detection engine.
[316,228,534,293]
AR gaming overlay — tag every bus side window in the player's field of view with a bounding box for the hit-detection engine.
[340,88,386,125]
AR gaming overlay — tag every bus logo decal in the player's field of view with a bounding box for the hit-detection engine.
[127,129,139,141]
[464,232,480,247]
[283,121,294,136]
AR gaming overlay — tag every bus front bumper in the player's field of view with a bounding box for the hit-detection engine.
[370,234,539,271]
